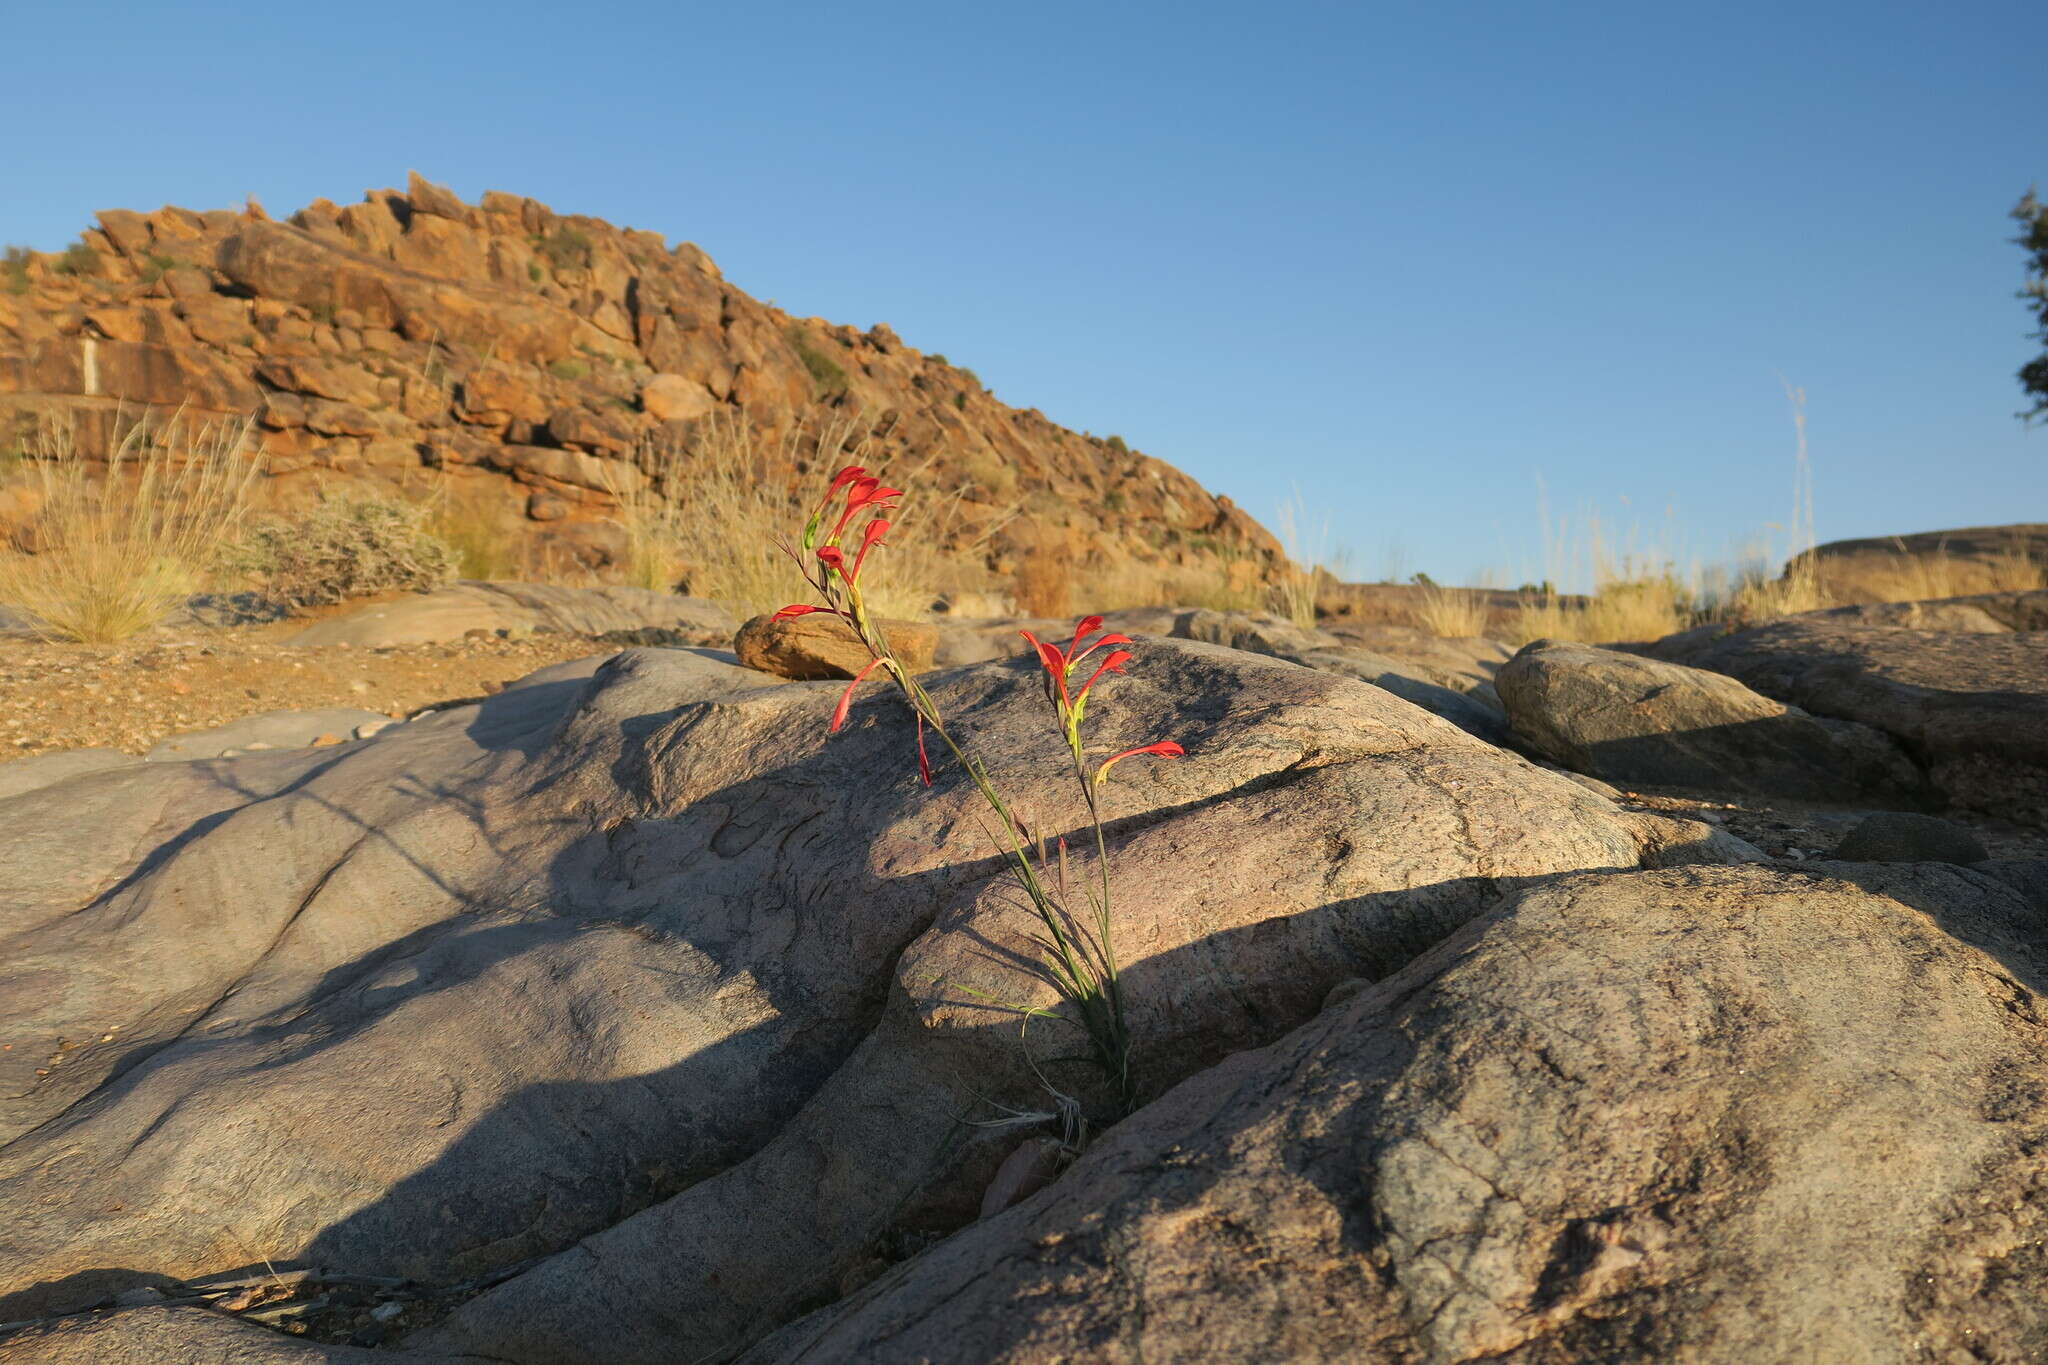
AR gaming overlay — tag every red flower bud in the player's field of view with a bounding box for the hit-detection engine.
[1093,740,1184,787]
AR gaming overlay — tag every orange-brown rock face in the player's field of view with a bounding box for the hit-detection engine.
[0,172,1279,591]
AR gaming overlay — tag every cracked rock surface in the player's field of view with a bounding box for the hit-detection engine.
[0,639,1724,1358]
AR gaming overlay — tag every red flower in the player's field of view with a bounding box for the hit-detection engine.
[850,518,888,583]
[1093,740,1184,787]
[827,478,903,545]
[1020,617,1135,709]
[830,655,891,732]
[817,465,868,513]
[773,603,828,621]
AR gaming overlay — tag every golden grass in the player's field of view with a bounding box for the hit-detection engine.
[1842,537,2048,603]
[425,498,526,581]
[1270,490,1326,630]
[0,415,260,642]
[1079,551,1270,615]
[1507,570,1692,646]
[607,412,1010,620]
[1414,583,1492,637]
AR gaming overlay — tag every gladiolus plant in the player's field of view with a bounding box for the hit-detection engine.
[778,466,1182,1112]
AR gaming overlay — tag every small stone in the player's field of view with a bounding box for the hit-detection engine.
[1833,812,1989,865]
[735,613,938,681]
[353,719,394,740]
[312,733,344,747]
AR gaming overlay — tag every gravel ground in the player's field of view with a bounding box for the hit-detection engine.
[0,627,635,760]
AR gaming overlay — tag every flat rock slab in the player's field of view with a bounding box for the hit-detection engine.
[1649,616,2048,825]
[286,583,736,648]
[144,708,396,761]
[743,860,2048,1365]
[0,639,1726,1357]
[0,750,141,803]
[1498,639,1929,804]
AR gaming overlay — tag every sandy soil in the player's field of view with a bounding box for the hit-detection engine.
[0,620,632,759]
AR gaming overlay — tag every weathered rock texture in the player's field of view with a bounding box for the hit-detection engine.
[741,860,2048,1364]
[0,174,1277,591]
[0,640,1730,1357]
[1650,614,2048,825]
[1497,639,1929,804]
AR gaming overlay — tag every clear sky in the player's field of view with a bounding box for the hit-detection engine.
[5,0,2042,586]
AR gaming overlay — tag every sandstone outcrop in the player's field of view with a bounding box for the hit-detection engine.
[0,174,1278,594]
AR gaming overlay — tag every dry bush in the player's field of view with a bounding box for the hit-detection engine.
[0,415,260,642]
[1011,550,1070,617]
[425,499,525,581]
[609,413,1008,619]
[232,493,458,610]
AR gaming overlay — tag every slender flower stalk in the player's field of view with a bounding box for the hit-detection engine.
[776,468,1181,1112]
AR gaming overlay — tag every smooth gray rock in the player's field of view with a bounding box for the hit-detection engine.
[1499,639,1930,804]
[286,582,736,647]
[1834,811,1989,864]
[0,749,142,803]
[144,708,395,761]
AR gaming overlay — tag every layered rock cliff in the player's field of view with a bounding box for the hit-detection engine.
[0,173,1278,597]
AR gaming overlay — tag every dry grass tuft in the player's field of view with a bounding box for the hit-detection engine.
[1414,583,1493,637]
[1508,569,1692,645]
[1844,537,2048,604]
[608,413,1009,620]
[1271,490,1327,630]
[0,415,260,642]
[1080,551,1270,615]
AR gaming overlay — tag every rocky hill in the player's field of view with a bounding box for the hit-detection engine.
[0,173,1278,599]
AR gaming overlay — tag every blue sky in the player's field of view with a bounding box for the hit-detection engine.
[6,0,2041,585]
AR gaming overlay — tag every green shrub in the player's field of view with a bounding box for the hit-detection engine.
[230,495,458,610]
[788,327,850,397]
[1105,434,1127,453]
[548,359,590,381]
[1,246,29,295]
[952,391,967,410]
[527,261,544,283]
[308,302,336,325]
[535,227,594,272]
[52,242,100,277]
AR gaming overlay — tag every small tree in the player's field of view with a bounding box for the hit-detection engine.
[2015,189,2048,424]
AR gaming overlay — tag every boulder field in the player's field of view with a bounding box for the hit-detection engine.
[0,174,1276,595]
[0,590,2044,1362]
